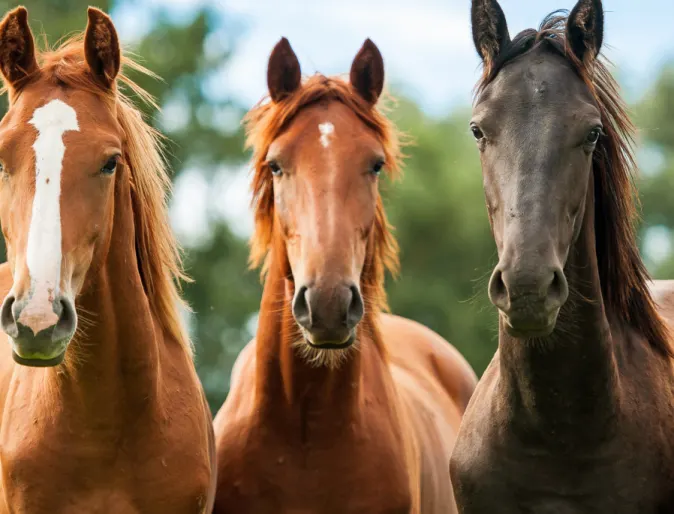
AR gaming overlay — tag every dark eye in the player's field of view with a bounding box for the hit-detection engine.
[470,124,484,140]
[586,127,602,144]
[371,160,385,176]
[101,155,119,175]
[268,161,282,177]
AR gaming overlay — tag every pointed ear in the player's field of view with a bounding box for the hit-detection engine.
[566,0,604,63]
[267,38,301,103]
[471,0,510,66]
[84,7,121,88]
[350,39,384,105]
[0,7,38,88]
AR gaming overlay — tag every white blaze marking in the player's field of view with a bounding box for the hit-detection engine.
[18,99,79,334]
[319,122,334,148]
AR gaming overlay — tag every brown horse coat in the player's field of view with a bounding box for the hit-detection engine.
[215,310,475,513]
[0,8,214,512]
[213,39,476,514]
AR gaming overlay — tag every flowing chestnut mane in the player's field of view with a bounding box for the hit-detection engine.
[244,74,403,312]
[3,34,192,353]
[477,12,672,356]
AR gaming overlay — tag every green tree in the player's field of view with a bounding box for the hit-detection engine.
[636,65,674,279]
[386,99,498,374]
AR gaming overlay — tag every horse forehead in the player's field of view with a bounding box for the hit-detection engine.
[29,99,79,133]
[290,102,369,144]
[486,51,589,108]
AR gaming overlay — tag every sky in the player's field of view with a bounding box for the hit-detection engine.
[112,0,674,252]
[116,0,674,115]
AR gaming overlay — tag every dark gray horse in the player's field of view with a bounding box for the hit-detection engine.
[451,0,674,512]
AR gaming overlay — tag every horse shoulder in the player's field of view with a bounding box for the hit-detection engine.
[379,313,476,514]
[213,339,257,498]
[214,339,257,433]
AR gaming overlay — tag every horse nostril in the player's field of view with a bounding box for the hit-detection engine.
[545,268,569,307]
[52,297,77,343]
[0,295,17,338]
[292,285,312,330]
[345,284,364,330]
[488,268,509,310]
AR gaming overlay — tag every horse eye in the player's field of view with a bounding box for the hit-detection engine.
[371,160,385,176]
[101,156,119,175]
[268,161,282,177]
[470,124,484,141]
[586,127,602,144]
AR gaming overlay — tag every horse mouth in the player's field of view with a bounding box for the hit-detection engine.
[502,311,558,339]
[10,335,69,368]
[305,331,356,350]
[12,350,66,367]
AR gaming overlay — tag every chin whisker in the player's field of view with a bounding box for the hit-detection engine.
[291,335,359,370]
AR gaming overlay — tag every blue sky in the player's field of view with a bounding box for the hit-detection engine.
[115,0,674,115]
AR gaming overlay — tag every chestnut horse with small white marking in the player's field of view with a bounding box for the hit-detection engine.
[213,38,477,514]
[0,7,214,512]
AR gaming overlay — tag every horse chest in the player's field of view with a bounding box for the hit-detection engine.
[215,421,412,514]
[0,424,211,513]
[451,423,662,514]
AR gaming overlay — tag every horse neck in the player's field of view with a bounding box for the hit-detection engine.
[254,251,390,428]
[47,166,165,415]
[498,175,620,437]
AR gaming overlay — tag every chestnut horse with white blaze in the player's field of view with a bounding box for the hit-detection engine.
[212,38,477,514]
[0,7,214,512]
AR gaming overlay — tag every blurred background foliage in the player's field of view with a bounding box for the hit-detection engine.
[1,0,674,412]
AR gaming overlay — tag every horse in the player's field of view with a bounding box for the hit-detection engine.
[450,0,674,512]
[0,8,215,512]
[212,38,477,514]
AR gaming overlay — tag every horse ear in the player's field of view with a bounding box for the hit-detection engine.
[350,39,384,105]
[471,0,510,66]
[566,0,604,63]
[0,7,38,88]
[84,7,121,88]
[267,38,301,103]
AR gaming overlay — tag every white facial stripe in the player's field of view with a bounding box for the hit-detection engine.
[19,99,79,334]
[319,122,334,148]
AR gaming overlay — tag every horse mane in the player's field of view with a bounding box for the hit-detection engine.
[244,74,403,312]
[476,13,672,357]
[23,35,192,354]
